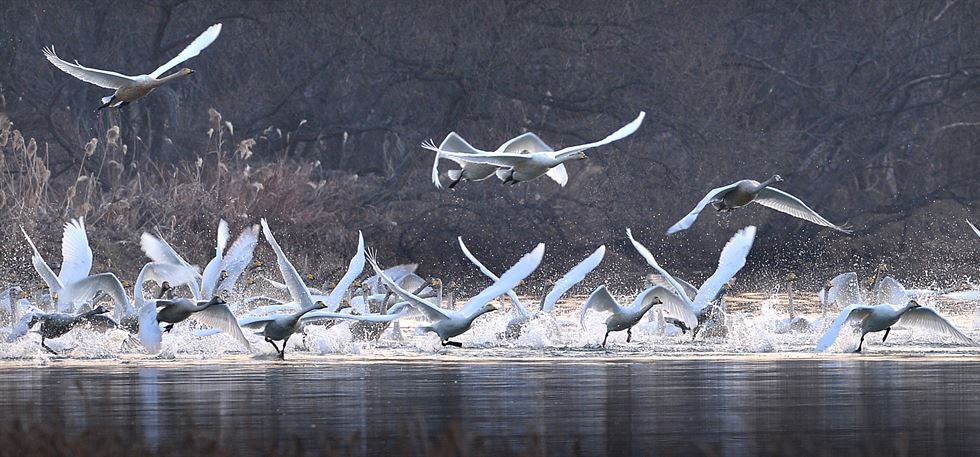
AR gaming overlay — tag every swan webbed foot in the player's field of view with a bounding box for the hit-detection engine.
[442,340,463,348]
[447,177,462,189]
[163,324,174,333]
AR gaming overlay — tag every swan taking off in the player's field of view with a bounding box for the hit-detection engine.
[366,244,544,347]
[816,300,973,352]
[422,111,645,187]
[43,23,221,110]
[626,226,757,336]
[580,285,662,347]
[666,175,851,234]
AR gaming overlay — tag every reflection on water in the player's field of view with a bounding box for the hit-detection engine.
[0,359,978,455]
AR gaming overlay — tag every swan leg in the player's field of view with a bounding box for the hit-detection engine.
[94,98,114,112]
[442,340,463,348]
[882,327,891,342]
[265,337,281,354]
[279,335,291,359]
[163,323,174,333]
[854,333,865,353]
[41,337,58,355]
[626,328,633,343]
[602,331,609,347]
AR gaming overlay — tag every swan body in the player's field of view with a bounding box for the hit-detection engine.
[816,301,974,352]
[43,24,221,110]
[667,175,851,234]
[580,285,663,346]
[154,296,250,350]
[366,244,544,346]
[28,305,111,354]
[422,111,645,186]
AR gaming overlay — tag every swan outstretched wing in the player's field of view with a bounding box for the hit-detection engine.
[943,290,980,301]
[815,304,874,352]
[217,224,259,294]
[140,232,198,272]
[753,187,851,233]
[58,218,93,287]
[579,285,624,326]
[192,303,251,350]
[666,183,740,234]
[365,251,451,322]
[422,148,531,168]
[498,132,553,154]
[541,246,605,312]
[897,308,974,345]
[60,273,132,315]
[458,237,527,316]
[551,111,646,157]
[693,226,756,310]
[460,244,545,316]
[645,274,698,300]
[42,46,136,89]
[872,276,909,306]
[626,228,697,313]
[826,272,862,307]
[200,219,229,298]
[21,227,62,293]
[642,285,698,330]
[301,310,402,323]
[150,23,222,78]
[260,219,314,309]
[326,231,365,310]
[967,220,980,239]
[238,315,278,330]
[544,164,569,187]
[361,264,418,295]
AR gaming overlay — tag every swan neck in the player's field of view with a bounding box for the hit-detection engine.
[151,71,189,86]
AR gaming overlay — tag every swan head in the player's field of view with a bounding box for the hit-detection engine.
[179,68,194,76]
[576,151,588,160]
[208,296,226,306]
[315,300,328,310]
[160,281,172,293]
[91,305,109,315]
[771,174,784,182]
[430,278,442,287]
[483,301,502,312]
[219,270,229,281]
[18,288,29,299]
[908,300,922,309]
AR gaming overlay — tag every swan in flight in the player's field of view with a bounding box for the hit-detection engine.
[458,237,604,334]
[43,23,222,110]
[816,300,974,352]
[626,226,757,336]
[666,175,851,234]
[422,111,645,186]
[140,220,259,301]
[430,132,568,188]
[22,219,130,316]
[580,285,663,346]
[366,244,544,347]
[27,305,112,354]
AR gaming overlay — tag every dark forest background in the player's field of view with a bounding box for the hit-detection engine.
[0,0,978,295]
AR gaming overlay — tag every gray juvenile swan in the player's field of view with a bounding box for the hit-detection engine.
[155,295,251,350]
[43,24,221,110]
[667,175,851,234]
[28,305,111,354]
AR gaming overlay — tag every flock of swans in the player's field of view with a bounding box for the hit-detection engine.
[1,216,978,358]
[10,22,979,359]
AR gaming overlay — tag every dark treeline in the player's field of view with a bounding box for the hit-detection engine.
[0,0,978,292]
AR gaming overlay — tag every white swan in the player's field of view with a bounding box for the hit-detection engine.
[626,226,757,334]
[366,244,544,347]
[666,175,851,234]
[132,262,215,353]
[22,218,130,315]
[580,285,664,346]
[458,237,604,333]
[816,300,974,352]
[430,132,568,188]
[422,111,645,186]
[43,24,221,110]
